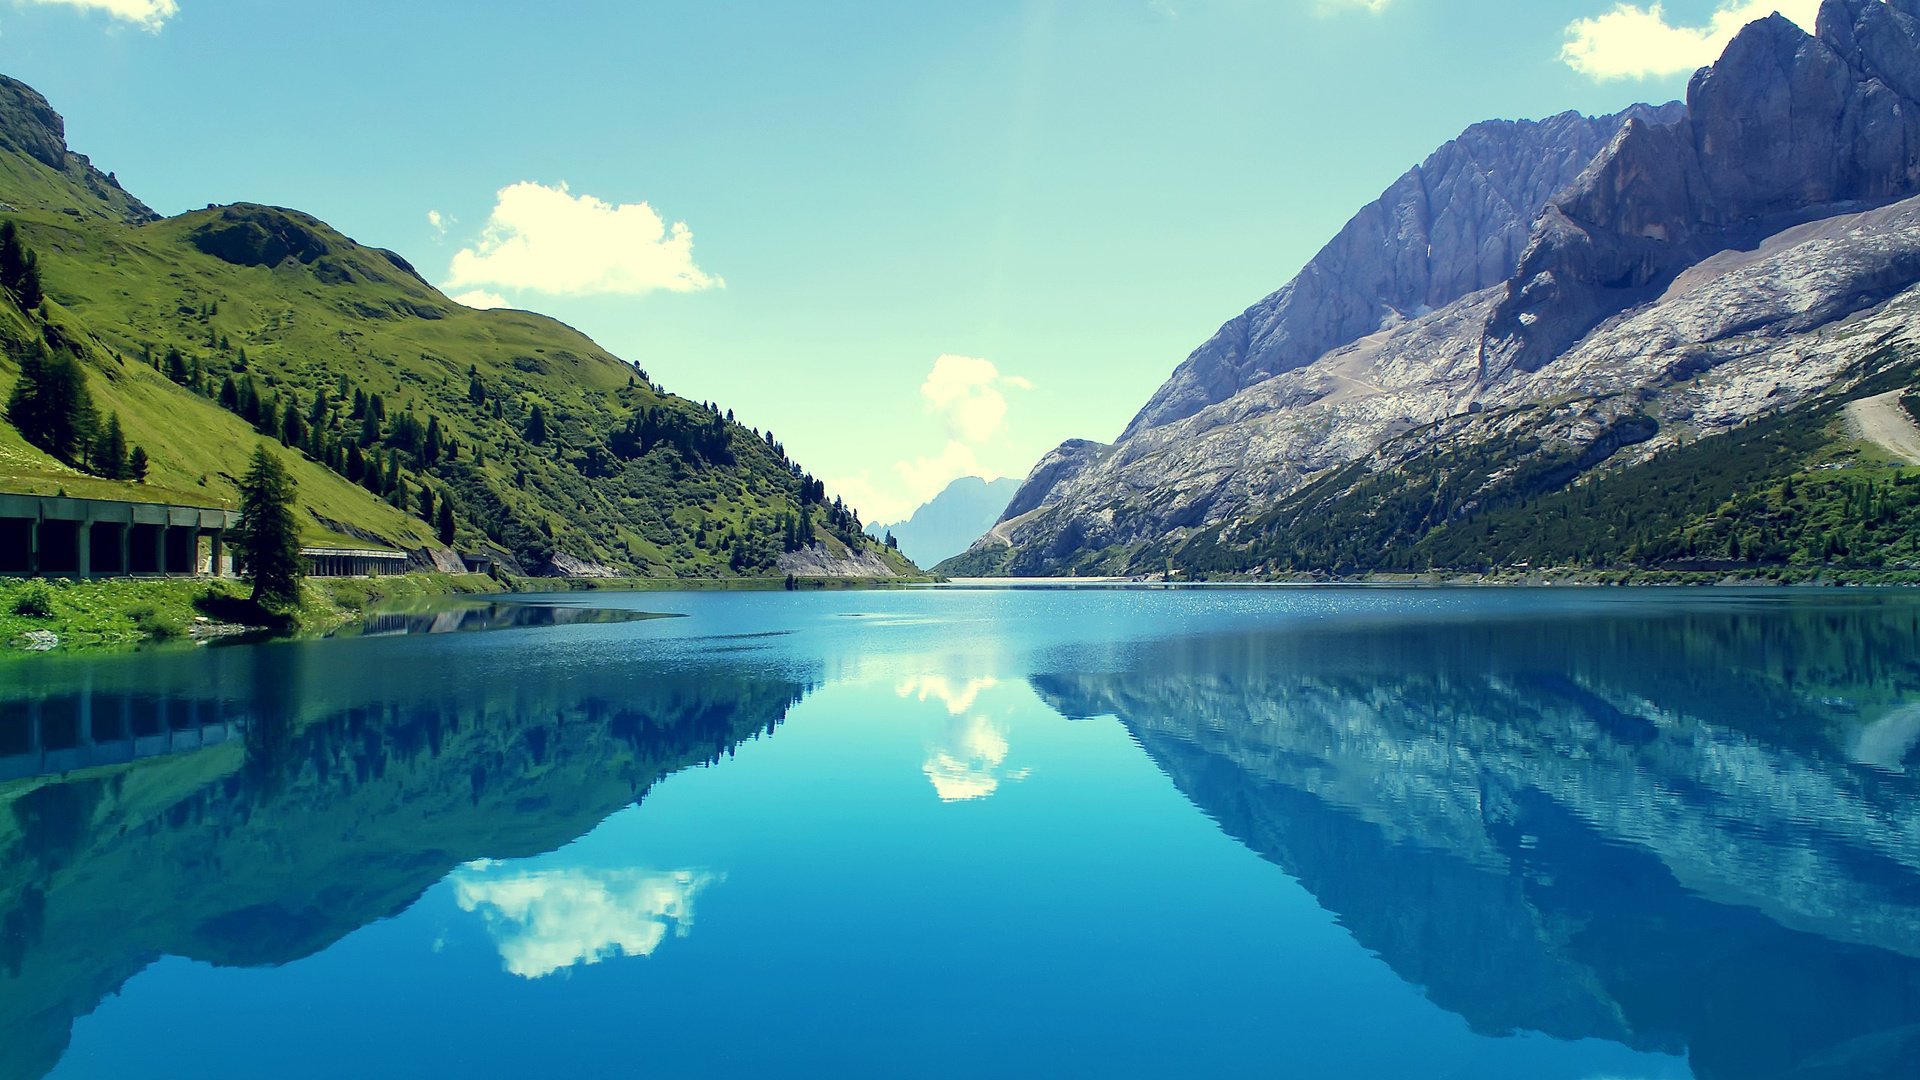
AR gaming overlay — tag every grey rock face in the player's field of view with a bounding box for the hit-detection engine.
[1490,1,1920,373]
[1121,104,1681,441]
[996,104,1681,536]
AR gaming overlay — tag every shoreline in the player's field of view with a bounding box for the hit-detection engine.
[7,566,1912,656]
[0,571,939,655]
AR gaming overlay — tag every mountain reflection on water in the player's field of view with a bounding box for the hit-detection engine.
[1,589,1919,1078]
[1033,602,1920,1080]
[336,600,675,638]
[0,635,812,1080]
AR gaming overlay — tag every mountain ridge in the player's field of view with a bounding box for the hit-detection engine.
[954,0,1920,579]
[866,475,1020,568]
[0,74,915,579]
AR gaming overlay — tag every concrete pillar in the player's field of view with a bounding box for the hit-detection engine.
[152,525,166,577]
[76,520,91,578]
[27,516,38,576]
[120,523,132,579]
[211,530,225,577]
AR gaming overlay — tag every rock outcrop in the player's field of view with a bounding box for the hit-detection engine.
[0,74,154,223]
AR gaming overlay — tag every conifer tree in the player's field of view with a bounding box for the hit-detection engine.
[91,413,128,479]
[235,446,302,607]
[6,342,95,465]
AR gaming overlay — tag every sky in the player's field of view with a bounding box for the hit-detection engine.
[0,0,1822,523]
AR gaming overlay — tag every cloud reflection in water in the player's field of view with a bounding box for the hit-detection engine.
[453,863,721,978]
[898,675,1030,803]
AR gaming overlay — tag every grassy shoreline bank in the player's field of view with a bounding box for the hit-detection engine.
[0,570,940,653]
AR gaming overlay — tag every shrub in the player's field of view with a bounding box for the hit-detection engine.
[11,583,55,618]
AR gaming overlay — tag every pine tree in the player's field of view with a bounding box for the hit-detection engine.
[235,446,303,608]
[280,399,305,448]
[437,499,456,545]
[525,403,548,444]
[424,415,443,465]
[418,484,435,521]
[0,221,43,309]
[128,445,149,482]
[91,412,128,479]
[6,342,95,465]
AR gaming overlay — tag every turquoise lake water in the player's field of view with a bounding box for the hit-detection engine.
[3,586,1919,1078]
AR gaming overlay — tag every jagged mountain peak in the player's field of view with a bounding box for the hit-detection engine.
[0,74,154,224]
[1118,102,1679,443]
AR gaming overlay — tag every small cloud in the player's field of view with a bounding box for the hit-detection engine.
[922,354,1030,444]
[1318,0,1392,13]
[446,180,721,298]
[20,0,176,30]
[831,355,1031,523]
[427,209,450,237]
[452,865,720,979]
[451,289,511,310]
[1561,1,1820,81]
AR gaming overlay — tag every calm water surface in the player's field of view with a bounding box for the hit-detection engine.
[3,587,1919,1079]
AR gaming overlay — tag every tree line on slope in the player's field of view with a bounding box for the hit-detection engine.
[3,223,151,484]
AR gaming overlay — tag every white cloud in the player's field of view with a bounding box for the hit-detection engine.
[1317,0,1392,13]
[451,289,511,310]
[427,209,450,237]
[830,355,1032,524]
[1562,1,1821,80]
[452,865,720,979]
[21,0,176,30]
[923,354,1014,443]
[445,180,721,297]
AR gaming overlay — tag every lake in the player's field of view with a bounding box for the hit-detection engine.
[3,586,1919,1079]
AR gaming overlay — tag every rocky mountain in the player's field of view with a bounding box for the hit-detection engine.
[1124,101,1683,439]
[867,475,1020,568]
[954,0,1920,578]
[0,73,914,579]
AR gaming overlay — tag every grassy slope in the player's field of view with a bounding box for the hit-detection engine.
[0,572,501,651]
[0,80,915,577]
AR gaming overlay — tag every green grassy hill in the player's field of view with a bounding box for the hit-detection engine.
[0,74,914,578]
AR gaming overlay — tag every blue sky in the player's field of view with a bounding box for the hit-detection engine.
[0,0,1820,522]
